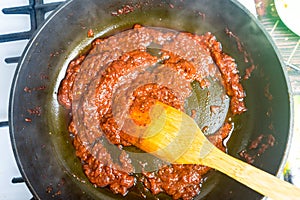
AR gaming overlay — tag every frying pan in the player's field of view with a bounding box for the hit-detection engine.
[9,0,293,199]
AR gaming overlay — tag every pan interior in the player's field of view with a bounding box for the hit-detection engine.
[49,24,230,200]
[10,0,291,200]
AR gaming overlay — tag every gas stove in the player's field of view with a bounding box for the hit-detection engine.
[0,1,299,200]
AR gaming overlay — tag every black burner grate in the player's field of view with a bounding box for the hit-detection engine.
[0,0,64,64]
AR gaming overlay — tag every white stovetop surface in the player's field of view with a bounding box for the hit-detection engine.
[0,1,299,200]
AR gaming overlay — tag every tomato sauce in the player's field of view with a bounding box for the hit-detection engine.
[58,24,246,199]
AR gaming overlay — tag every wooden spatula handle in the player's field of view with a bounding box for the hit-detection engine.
[140,102,300,199]
[205,147,300,200]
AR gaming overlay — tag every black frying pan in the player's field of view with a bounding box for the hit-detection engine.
[9,0,293,199]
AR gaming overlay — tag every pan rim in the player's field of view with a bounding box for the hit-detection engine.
[8,0,294,199]
[8,1,73,198]
[233,0,294,182]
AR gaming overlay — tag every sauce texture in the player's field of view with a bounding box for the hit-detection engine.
[57,25,246,199]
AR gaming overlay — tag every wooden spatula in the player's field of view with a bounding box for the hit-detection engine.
[128,102,300,200]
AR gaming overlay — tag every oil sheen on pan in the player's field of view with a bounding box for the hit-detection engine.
[57,24,246,200]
